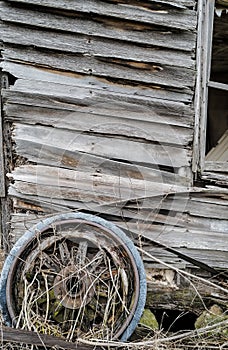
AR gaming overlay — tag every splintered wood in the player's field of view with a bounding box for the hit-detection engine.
[0,0,227,302]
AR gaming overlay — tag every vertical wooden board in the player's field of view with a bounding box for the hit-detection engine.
[0,73,7,197]
[0,99,5,197]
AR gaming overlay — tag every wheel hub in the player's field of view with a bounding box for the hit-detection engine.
[0,213,147,341]
[53,265,95,309]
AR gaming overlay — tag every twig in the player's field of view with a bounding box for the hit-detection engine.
[137,248,228,295]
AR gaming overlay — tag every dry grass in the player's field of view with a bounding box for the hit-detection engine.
[0,245,227,350]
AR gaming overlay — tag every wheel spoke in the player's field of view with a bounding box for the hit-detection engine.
[40,252,59,272]
[2,215,145,342]
[75,241,88,267]
[59,241,71,265]
[89,250,105,273]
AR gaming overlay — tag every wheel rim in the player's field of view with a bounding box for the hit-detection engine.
[2,214,146,341]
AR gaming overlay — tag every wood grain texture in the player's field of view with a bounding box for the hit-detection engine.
[0,23,195,69]
[5,0,197,30]
[5,102,193,131]
[1,0,227,279]
[12,123,191,168]
[2,45,195,90]
[0,86,5,197]
[2,62,193,103]
[3,79,194,146]
[1,325,97,349]
[0,2,196,52]
[9,186,228,270]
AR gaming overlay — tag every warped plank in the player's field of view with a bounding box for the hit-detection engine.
[13,124,191,168]
[10,117,191,148]
[5,96,193,146]
[4,78,194,129]
[5,101,194,131]
[0,2,196,51]
[7,139,190,186]
[1,325,96,350]
[144,245,228,269]
[6,78,194,112]
[9,78,194,117]
[2,46,195,90]
[5,0,197,31]
[0,23,195,69]
[119,222,228,251]
[10,212,228,269]
[9,164,190,204]
[10,169,226,235]
[8,185,228,237]
[138,0,195,8]
[125,194,228,220]
[1,62,193,103]
[202,172,228,186]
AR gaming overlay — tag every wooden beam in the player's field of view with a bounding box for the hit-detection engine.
[208,80,228,91]
[0,74,6,197]
[1,325,101,349]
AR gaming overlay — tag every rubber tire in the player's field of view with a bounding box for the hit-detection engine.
[0,212,147,341]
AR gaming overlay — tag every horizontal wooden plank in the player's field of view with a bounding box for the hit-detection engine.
[204,161,228,172]
[0,2,196,51]
[8,165,227,235]
[2,45,195,90]
[202,172,228,186]
[1,325,96,350]
[208,81,228,91]
[189,192,228,207]
[9,171,227,236]
[7,108,192,146]
[9,164,190,204]
[4,77,194,130]
[104,206,228,232]
[8,139,190,188]
[144,246,228,269]
[173,248,228,269]
[10,211,228,270]
[1,62,193,103]
[0,23,195,69]
[125,194,228,220]
[145,0,195,8]
[5,101,194,132]
[4,83,193,146]
[13,123,191,168]
[8,192,228,270]
[7,77,195,114]
[121,222,228,251]
[5,0,197,31]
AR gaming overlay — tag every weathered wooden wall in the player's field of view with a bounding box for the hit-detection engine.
[0,0,227,285]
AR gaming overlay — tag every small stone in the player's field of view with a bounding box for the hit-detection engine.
[195,304,228,339]
[139,309,159,330]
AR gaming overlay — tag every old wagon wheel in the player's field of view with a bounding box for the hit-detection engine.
[0,213,146,342]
